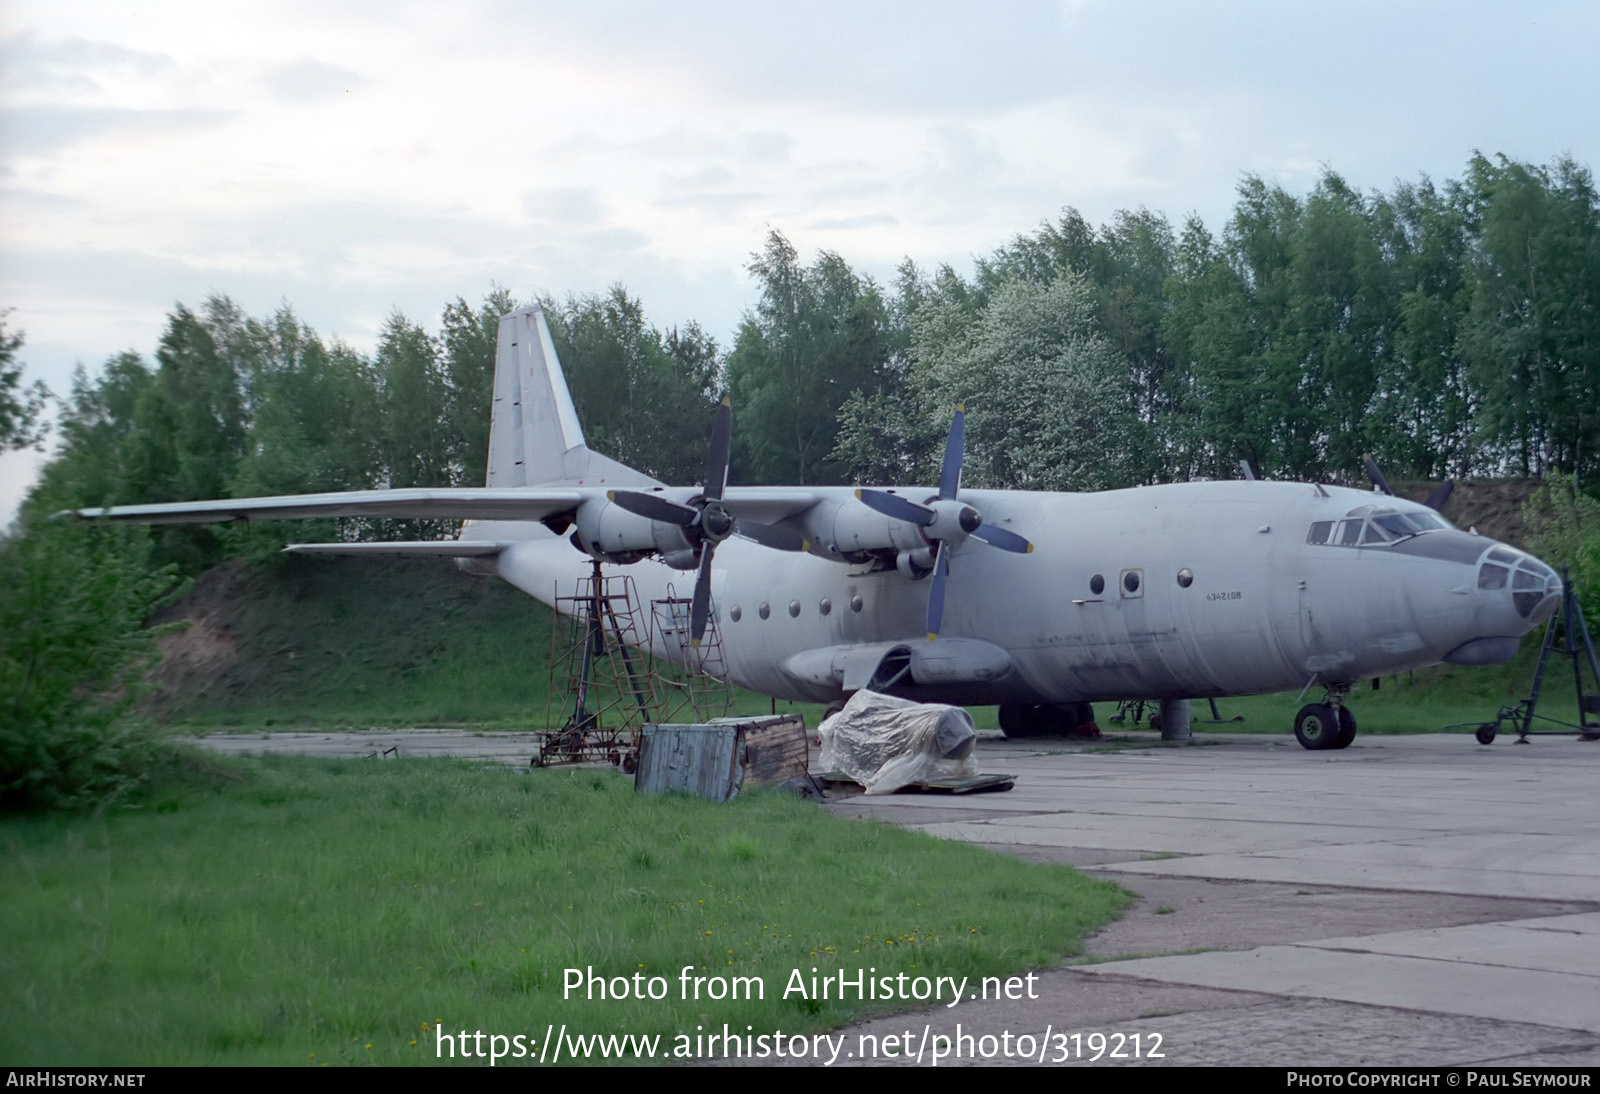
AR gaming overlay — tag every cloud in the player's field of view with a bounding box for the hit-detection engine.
[808,213,898,231]
[0,105,230,157]
[0,31,176,100]
[261,57,364,102]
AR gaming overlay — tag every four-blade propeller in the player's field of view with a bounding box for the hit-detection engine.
[856,406,1033,639]
[609,397,735,646]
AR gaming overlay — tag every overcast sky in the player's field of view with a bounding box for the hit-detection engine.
[3,1,1598,524]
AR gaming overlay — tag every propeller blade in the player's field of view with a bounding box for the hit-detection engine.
[939,406,965,500]
[1424,479,1455,512]
[703,396,732,502]
[1363,454,1394,497]
[925,542,948,640]
[609,490,697,526]
[856,488,935,526]
[735,520,809,552]
[970,522,1033,554]
[689,544,716,646]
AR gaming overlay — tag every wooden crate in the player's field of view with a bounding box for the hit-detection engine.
[635,714,809,801]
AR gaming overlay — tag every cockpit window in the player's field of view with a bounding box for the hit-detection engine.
[1310,506,1448,549]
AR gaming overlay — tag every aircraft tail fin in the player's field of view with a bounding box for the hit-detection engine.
[486,306,659,488]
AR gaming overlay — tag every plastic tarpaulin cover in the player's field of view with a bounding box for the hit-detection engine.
[817,690,978,795]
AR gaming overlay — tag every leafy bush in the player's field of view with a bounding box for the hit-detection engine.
[0,517,179,810]
[1523,472,1600,619]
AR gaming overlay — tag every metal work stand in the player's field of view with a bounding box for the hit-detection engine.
[1475,571,1600,744]
[541,561,656,769]
[539,561,733,769]
[1110,697,1243,730]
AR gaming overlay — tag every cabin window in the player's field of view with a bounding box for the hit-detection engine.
[729,605,742,622]
[1121,569,1143,597]
[1177,568,1194,588]
[758,602,771,620]
[788,600,801,618]
[819,597,832,616]
[850,595,864,613]
[1090,574,1105,595]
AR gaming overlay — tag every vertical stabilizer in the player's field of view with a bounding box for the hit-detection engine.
[486,307,659,488]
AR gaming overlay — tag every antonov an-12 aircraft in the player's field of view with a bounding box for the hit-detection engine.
[71,306,1565,750]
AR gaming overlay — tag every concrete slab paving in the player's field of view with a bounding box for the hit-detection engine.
[1296,919,1600,976]
[1075,946,1600,1034]
[816,730,1600,1066]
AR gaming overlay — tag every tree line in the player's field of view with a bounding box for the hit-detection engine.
[9,153,1598,551]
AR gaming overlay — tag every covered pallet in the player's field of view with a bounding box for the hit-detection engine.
[818,690,979,795]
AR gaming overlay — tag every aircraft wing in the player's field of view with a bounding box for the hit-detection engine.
[61,487,585,525]
[718,489,820,524]
[282,541,508,557]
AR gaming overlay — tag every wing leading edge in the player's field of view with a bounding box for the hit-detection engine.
[61,487,585,526]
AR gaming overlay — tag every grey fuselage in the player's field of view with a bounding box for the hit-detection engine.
[486,479,1562,707]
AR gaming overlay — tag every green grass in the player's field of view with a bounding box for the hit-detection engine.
[153,556,558,728]
[0,756,1127,1066]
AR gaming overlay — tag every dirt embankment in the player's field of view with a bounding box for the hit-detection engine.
[1397,477,1542,548]
[143,554,550,721]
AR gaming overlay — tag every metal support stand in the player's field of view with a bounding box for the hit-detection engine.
[1159,698,1192,741]
[540,561,734,769]
[540,561,658,770]
[1475,570,1600,744]
[1111,697,1242,729]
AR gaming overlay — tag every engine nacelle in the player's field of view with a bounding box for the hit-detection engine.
[808,496,929,559]
[895,547,935,580]
[571,498,696,565]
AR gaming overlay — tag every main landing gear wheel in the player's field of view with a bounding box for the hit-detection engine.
[1294,703,1340,750]
[1476,723,1498,745]
[998,704,1034,739]
[999,703,1092,738]
[1334,707,1357,749]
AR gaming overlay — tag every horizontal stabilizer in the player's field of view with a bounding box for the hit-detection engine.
[283,541,505,558]
[62,487,583,525]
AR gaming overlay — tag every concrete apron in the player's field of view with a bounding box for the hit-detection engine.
[823,732,1600,1067]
